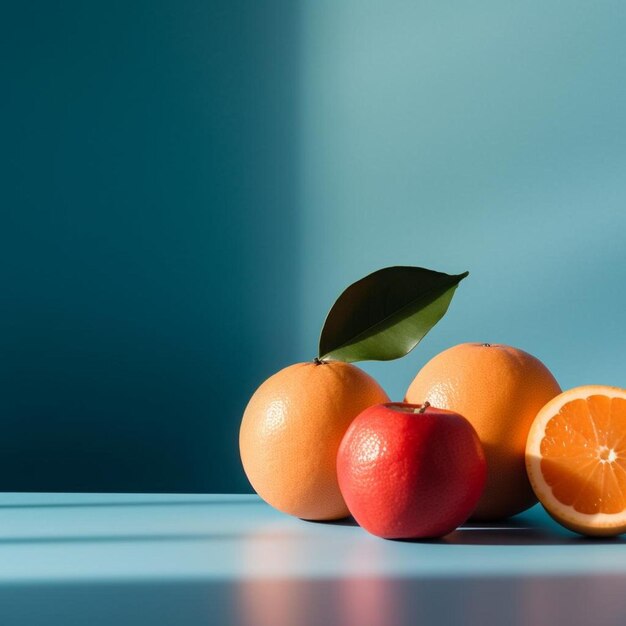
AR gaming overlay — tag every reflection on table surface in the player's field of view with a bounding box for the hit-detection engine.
[0,494,623,626]
[0,574,623,626]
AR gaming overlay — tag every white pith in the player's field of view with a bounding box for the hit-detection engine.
[526,385,626,529]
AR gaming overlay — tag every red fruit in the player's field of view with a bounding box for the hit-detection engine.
[337,402,487,539]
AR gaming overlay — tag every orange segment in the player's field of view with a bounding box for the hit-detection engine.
[611,398,626,452]
[526,385,626,536]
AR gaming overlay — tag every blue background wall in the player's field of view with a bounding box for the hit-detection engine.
[1,1,300,492]
[2,1,625,492]
[297,0,626,406]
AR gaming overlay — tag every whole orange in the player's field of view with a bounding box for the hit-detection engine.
[239,360,389,520]
[405,343,561,520]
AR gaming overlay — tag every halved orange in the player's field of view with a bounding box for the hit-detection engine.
[526,385,626,536]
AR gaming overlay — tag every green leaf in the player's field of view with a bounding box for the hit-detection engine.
[318,266,468,363]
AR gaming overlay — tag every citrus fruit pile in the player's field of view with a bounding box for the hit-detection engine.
[239,266,626,539]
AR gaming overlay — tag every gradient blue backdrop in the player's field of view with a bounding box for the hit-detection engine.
[2,1,625,492]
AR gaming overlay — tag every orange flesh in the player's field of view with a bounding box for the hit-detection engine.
[540,396,626,514]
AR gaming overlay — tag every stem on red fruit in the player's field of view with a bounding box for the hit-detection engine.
[414,401,430,414]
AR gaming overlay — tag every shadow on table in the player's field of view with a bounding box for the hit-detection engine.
[436,520,626,546]
[0,533,247,545]
[314,514,626,545]
[0,498,258,510]
[305,516,359,527]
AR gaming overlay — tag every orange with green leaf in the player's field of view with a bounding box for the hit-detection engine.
[240,267,468,522]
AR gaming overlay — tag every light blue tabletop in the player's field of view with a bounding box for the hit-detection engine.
[0,493,624,625]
